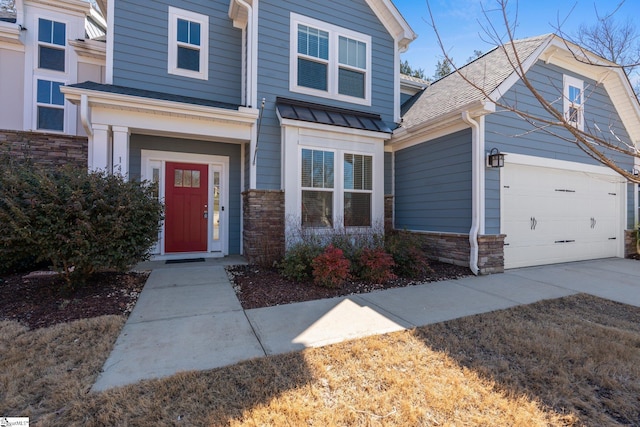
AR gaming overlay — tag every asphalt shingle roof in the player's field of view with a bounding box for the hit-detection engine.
[401,34,552,129]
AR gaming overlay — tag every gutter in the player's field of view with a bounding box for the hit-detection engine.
[461,111,485,275]
[234,0,257,107]
[391,100,494,146]
[80,93,92,136]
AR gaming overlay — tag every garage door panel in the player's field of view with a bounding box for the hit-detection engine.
[502,163,622,269]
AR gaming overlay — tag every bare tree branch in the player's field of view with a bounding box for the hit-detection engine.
[425,0,640,183]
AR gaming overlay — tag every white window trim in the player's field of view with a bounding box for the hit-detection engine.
[563,74,584,131]
[300,147,337,229]
[168,6,209,81]
[290,13,372,106]
[343,153,373,227]
[33,76,67,133]
[299,146,376,230]
[36,17,67,74]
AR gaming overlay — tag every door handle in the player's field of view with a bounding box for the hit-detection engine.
[203,210,208,219]
[530,217,537,230]
[590,217,596,229]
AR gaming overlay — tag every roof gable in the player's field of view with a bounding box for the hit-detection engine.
[399,34,640,143]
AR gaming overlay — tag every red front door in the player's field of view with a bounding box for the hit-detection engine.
[165,162,208,253]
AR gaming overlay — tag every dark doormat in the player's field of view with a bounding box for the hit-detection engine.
[165,258,206,264]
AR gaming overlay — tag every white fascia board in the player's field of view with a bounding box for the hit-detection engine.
[365,0,416,52]
[25,0,90,17]
[61,86,259,123]
[69,39,106,62]
[278,116,391,141]
[390,100,494,150]
[488,35,553,103]
[0,22,23,49]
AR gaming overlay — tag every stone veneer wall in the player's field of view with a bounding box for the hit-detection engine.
[397,230,505,274]
[384,195,393,234]
[0,130,88,168]
[242,189,285,265]
[625,229,638,258]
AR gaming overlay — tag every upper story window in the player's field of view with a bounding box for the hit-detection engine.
[36,79,65,131]
[563,75,584,131]
[38,18,66,72]
[168,7,209,80]
[291,13,371,106]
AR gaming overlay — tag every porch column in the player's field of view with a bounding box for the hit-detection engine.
[90,124,110,172]
[112,126,130,177]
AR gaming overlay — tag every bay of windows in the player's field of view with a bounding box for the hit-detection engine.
[301,149,372,228]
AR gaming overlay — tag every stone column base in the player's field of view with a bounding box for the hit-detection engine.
[625,229,638,258]
[242,189,285,266]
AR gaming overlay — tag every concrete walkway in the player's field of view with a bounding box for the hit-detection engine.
[92,257,640,391]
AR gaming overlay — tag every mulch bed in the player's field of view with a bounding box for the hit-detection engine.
[0,271,148,329]
[227,261,472,310]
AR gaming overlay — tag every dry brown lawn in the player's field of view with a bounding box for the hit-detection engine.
[2,294,639,426]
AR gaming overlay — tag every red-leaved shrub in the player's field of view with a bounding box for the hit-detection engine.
[311,245,350,288]
[358,247,396,283]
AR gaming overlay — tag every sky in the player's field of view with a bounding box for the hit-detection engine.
[393,0,640,79]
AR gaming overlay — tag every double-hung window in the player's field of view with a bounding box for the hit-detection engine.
[168,7,209,80]
[291,13,371,105]
[343,154,372,227]
[301,149,334,227]
[563,75,584,131]
[300,149,374,228]
[38,18,66,72]
[36,79,65,131]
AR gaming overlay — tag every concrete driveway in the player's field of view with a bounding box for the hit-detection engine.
[92,258,640,391]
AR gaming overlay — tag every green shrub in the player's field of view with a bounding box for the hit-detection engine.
[278,241,323,281]
[0,162,163,287]
[385,232,433,278]
[312,244,350,288]
[357,247,396,283]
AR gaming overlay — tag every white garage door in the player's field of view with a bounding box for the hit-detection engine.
[502,162,623,269]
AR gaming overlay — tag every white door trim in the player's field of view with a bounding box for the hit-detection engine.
[141,149,229,259]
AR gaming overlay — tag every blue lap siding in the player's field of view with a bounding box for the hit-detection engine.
[394,129,472,233]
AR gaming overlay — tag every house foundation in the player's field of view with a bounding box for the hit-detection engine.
[397,230,505,274]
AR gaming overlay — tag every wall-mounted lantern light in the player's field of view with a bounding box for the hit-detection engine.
[487,148,505,168]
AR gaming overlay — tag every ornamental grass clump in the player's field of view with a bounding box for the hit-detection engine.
[311,244,350,288]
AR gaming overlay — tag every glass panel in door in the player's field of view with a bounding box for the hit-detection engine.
[212,170,220,244]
